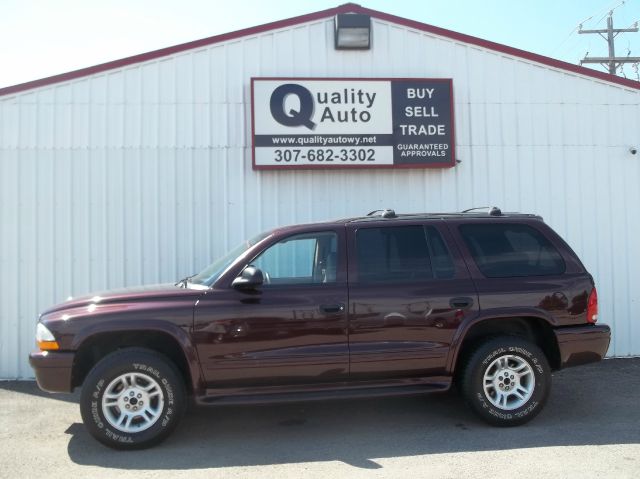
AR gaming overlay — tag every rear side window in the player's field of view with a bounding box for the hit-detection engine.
[459,223,565,278]
[356,225,454,283]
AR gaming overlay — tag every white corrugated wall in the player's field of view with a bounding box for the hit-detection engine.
[1,16,639,378]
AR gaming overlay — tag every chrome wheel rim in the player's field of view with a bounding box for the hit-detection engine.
[482,354,535,410]
[101,372,165,433]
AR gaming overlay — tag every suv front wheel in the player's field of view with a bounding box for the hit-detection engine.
[79,347,186,449]
[461,336,551,426]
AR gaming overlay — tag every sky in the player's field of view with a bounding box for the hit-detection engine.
[1,0,639,89]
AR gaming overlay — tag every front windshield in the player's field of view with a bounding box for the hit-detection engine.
[189,231,271,286]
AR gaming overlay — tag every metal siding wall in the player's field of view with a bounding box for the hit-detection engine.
[1,18,639,378]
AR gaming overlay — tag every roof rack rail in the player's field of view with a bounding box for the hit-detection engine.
[461,206,502,216]
[367,208,397,218]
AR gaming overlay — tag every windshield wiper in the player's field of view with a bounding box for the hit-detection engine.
[175,274,195,288]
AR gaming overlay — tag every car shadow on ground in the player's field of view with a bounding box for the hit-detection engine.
[4,359,639,470]
[0,380,80,403]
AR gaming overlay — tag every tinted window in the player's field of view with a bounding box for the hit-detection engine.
[426,226,456,279]
[459,223,565,278]
[356,225,454,283]
[251,232,338,285]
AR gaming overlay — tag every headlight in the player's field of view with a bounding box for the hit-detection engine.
[36,323,59,350]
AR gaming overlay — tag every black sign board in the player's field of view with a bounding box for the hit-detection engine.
[252,78,455,169]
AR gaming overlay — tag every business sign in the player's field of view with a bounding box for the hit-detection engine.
[251,77,455,170]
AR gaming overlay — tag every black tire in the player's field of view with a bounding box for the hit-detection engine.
[80,347,186,450]
[460,336,551,426]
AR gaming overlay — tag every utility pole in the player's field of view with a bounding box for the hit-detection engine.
[579,11,639,75]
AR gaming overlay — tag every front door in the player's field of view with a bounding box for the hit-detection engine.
[193,228,349,389]
[346,221,479,380]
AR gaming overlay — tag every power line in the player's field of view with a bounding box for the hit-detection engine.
[624,18,640,29]
[593,0,627,26]
[579,9,639,75]
[551,18,592,56]
[550,0,628,58]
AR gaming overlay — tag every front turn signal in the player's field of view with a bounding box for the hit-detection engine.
[37,340,60,351]
[36,323,60,350]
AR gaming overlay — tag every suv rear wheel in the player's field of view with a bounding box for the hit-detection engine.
[79,347,186,449]
[461,336,551,426]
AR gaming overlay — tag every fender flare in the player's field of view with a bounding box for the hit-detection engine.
[71,319,204,393]
[445,307,557,374]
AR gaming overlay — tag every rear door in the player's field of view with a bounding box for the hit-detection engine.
[346,220,479,380]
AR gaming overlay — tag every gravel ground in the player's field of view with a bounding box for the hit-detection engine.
[0,358,638,479]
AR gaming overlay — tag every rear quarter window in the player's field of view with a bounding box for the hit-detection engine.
[459,223,565,278]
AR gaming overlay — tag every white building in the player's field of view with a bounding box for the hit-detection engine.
[1,3,639,379]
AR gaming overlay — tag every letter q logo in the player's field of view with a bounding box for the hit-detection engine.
[269,84,316,130]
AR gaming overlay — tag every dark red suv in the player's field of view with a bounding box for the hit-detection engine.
[30,208,610,449]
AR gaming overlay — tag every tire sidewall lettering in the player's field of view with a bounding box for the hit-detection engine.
[133,363,161,378]
[482,347,507,366]
[105,427,134,443]
[476,345,544,420]
[161,378,175,406]
[90,360,176,442]
[90,400,104,429]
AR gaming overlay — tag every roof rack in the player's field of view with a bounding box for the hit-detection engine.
[461,206,503,216]
[366,208,397,218]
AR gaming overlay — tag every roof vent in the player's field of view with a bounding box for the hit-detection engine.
[367,208,397,218]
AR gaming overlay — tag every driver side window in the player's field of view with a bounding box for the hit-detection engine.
[251,231,338,285]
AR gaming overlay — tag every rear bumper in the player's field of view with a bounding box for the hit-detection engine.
[554,324,611,369]
[28,351,75,393]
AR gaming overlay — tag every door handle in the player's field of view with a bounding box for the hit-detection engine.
[449,297,474,309]
[319,303,345,314]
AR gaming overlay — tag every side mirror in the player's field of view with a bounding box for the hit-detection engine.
[232,266,264,290]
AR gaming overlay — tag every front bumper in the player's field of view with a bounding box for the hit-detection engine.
[554,323,611,369]
[28,351,75,393]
